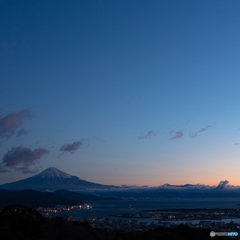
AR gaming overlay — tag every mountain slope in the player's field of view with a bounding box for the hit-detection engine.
[0,167,118,191]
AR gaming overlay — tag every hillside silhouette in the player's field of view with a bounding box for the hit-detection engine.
[0,189,84,208]
[0,205,231,240]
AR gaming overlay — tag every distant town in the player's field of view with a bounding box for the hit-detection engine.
[36,205,240,237]
[37,204,92,214]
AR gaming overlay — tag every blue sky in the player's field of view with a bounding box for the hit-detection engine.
[1,0,240,186]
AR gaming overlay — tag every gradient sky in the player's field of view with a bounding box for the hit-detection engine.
[1,0,240,187]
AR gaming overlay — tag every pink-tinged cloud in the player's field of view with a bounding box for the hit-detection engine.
[60,140,83,152]
[138,130,157,140]
[1,146,49,173]
[0,108,34,138]
[170,131,183,140]
[16,128,28,137]
[190,125,212,138]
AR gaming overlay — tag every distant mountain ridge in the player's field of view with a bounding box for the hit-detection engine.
[0,167,118,191]
[0,189,84,208]
[162,184,194,188]
[53,190,118,201]
[1,167,238,199]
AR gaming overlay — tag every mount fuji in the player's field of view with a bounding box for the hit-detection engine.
[0,167,118,191]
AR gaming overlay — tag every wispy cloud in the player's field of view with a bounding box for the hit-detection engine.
[170,131,183,140]
[1,146,49,174]
[60,140,83,153]
[0,108,34,138]
[16,128,28,137]
[190,125,212,138]
[198,125,212,133]
[126,96,141,105]
[179,119,190,128]
[189,133,197,138]
[138,130,157,140]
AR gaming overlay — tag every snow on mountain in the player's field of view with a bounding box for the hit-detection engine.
[32,167,73,179]
[0,167,118,191]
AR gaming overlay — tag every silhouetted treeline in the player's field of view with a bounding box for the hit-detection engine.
[0,205,231,240]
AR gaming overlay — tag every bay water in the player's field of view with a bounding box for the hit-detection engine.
[47,198,240,223]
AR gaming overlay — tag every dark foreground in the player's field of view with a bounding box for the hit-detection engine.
[0,205,231,240]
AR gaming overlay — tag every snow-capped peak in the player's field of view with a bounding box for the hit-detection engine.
[34,167,72,179]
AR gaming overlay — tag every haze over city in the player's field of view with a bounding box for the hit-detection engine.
[1,0,240,187]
